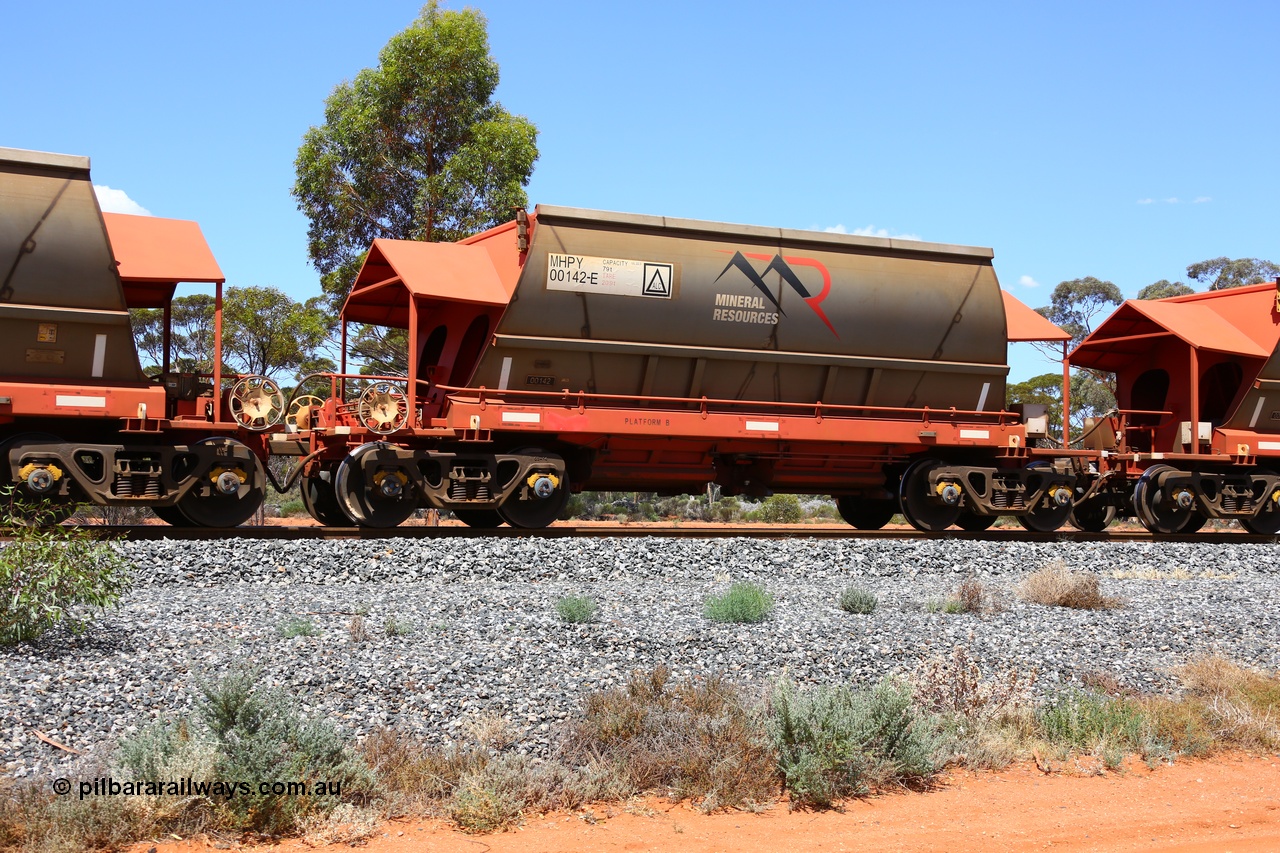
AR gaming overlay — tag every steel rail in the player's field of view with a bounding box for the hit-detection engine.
[48,524,1280,545]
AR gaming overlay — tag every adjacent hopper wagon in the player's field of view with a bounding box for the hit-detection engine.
[289,205,1076,530]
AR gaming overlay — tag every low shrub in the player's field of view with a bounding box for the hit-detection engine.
[924,577,990,615]
[1019,560,1122,609]
[278,616,318,638]
[0,488,132,645]
[838,586,878,614]
[278,498,308,518]
[758,494,804,524]
[704,582,774,623]
[708,496,743,523]
[119,669,373,836]
[383,616,414,637]
[555,595,597,624]
[1037,689,1146,753]
[768,678,939,808]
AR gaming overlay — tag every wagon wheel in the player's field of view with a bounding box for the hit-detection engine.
[1017,462,1073,533]
[453,509,507,529]
[836,495,897,530]
[175,437,265,527]
[1068,501,1116,532]
[1132,464,1193,535]
[151,505,193,527]
[300,469,350,527]
[228,376,285,431]
[898,458,961,532]
[333,442,417,528]
[955,511,997,531]
[1240,477,1280,534]
[1,432,75,524]
[497,451,569,529]
[357,382,408,434]
[1181,512,1209,534]
[287,395,328,431]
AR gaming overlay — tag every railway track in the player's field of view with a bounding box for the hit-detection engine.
[53,523,1280,545]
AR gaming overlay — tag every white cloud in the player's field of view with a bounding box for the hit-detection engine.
[1138,196,1208,206]
[821,224,922,241]
[93,185,151,216]
[1018,275,1039,288]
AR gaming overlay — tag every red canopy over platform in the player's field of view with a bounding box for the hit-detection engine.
[103,212,224,309]
[1073,283,1280,372]
[1001,290,1071,342]
[343,239,516,327]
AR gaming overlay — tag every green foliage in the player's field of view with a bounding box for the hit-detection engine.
[925,598,968,614]
[383,616,414,637]
[293,1,539,313]
[350,326,409,377]
[130,288,334,381]
[768,679,938,807]
[1136,279,1194,300]
[1037,689,1146,752]
[220,286,333,379]
[708,496,743,522]
[278,616,318,638]
[278,498,307,518]
[1006,372,1063,437]
[0,490,132,645]
[1068,370,1118,430]
[554,595,597,624]
[114,672,367,835]
[449,777,522,833]
[1186,256,1280,291]
[1007,368,1117,440]
[704,582,774,623]
[1034,276,1123,348]
[130,294,218,375]
[837,586,877,615]
[758,493,803,524]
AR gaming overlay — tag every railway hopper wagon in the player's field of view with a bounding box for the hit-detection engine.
[0,147,277,526]
[1067,283,1280,534]
[288,206,1077,531]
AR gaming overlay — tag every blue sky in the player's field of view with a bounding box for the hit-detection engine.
[4,1,1276,381]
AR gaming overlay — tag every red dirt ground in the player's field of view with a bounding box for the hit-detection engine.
[130,754,1279,853]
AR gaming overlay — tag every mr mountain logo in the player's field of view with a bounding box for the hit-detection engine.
[713,251,838,336]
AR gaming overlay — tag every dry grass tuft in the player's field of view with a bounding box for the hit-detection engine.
[928,577,1004,615]
[563,666,777,811]
[298,802,382,846]
[912,644,1037,719]
[1176,656,1280,750]
[1018,560,1123,609]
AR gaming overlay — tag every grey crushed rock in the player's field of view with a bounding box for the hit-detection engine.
[1,536,1277,781]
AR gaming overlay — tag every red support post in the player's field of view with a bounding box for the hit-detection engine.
[213,281,223,423]
[408,298,419,428]
[1061,341,1071,446]
[1189,346,1200,455]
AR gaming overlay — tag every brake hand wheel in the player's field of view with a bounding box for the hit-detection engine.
[357,382,409,434]
[287,395,327,431]
[228,376,285,431]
